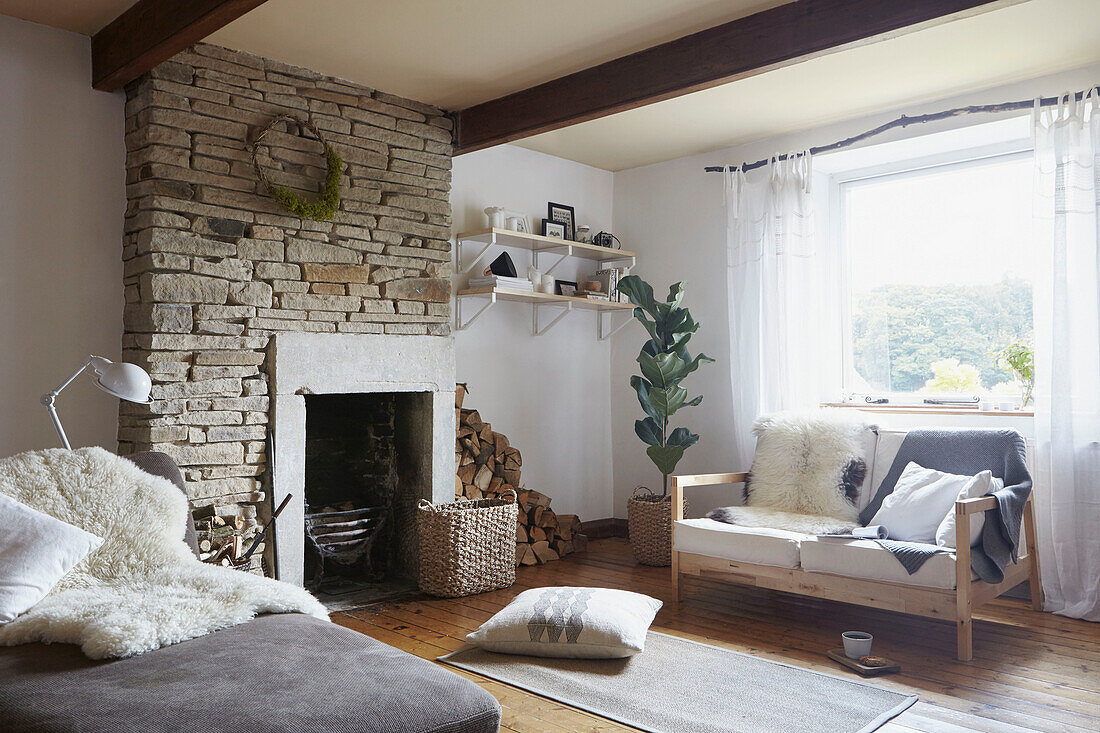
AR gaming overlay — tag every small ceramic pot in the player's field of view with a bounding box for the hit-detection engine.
[527,266,542,284]
[540,275,556,294]
[842,631,873,659]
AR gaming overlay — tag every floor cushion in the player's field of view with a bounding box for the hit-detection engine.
[0,613,501,733]
[674,518,804,568]
[800,537,962,590]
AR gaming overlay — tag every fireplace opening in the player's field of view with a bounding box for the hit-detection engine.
[304,391,431,607]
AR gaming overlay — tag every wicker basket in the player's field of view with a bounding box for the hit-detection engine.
[628,485,674,566]
[417,489,518,597]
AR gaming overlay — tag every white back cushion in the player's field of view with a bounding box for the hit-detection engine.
[853,428,881,511]
[867,429,908,508]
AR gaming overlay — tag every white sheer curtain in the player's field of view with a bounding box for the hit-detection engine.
[725,153,831,466]
[1032,89,1100,621]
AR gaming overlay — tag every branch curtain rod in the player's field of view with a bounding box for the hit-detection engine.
[702,87,1100,173]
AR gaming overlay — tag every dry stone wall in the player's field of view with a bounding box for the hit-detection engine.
[118,43,453,572]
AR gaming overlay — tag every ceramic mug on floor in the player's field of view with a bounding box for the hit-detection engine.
[842,631,873,659]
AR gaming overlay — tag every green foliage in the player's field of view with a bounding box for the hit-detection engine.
[994,340,1035,406]
[618,275,713,495]
[852,276,1032,392]
[920,358,982,393]
[267,145,343,222]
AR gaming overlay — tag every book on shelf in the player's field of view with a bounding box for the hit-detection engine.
[468,275,533,291]
[594,266,628,302]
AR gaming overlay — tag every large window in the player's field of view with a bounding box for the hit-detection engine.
[840,153,1034,400]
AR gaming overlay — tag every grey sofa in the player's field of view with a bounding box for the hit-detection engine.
[0,452,501,733]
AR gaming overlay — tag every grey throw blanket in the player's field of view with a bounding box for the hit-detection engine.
[859,429,1032,583]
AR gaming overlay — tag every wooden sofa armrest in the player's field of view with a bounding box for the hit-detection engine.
[670,472,748,521]
[956,496,998,516]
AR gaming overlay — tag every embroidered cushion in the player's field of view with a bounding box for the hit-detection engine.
[466,587,661,658]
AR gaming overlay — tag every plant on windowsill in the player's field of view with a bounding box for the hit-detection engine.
[617,275,713,566]
[994,340,1035,408]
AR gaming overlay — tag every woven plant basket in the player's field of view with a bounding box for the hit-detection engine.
[628,485,675,566]
[417,489,518,597]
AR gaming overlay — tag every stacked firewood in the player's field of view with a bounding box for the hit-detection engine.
[193,503,262,571]
[455,385,588,566]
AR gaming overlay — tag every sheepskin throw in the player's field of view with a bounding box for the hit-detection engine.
[708,412,875,534]
[0,447,327,659]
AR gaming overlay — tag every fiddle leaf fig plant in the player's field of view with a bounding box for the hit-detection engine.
[618,275,713,497]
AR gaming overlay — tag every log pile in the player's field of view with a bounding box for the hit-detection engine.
[193,502,263,571]
[455,385,588,566]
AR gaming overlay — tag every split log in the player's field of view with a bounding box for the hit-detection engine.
[516,522,529,543]
[531,541,559,564]
[517,543,537,566]
[527,505,545,526]
[473,465,493,491]
[525,490,552,509]
[572,533,588,552]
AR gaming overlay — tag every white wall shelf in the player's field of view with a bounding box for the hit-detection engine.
[455,227,636,275]
[455,286,636,338]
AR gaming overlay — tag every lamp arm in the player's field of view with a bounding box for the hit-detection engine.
[40,355,102,450]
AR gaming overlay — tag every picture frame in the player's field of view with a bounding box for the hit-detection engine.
[555,280,578,297]
[541,219,566,239]
[547,202,576,241]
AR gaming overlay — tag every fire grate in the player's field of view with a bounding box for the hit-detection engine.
[304,504,388,595]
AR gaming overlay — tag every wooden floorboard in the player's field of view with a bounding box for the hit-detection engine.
[332,538,1099,732]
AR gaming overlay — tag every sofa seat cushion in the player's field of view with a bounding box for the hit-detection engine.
[0,613,501,733]
[674,518,803,568]
[800,537,963,590]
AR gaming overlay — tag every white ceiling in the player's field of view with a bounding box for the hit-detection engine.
[2,0,1097,171]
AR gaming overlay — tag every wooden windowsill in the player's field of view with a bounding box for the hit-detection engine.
[821,402,1034,418]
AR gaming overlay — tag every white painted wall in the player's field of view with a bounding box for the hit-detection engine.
[609,64,1100,518]
[0,16,126,456]
[451,145,615,522]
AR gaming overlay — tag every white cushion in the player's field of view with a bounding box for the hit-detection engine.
[868,462,973,542]
[935,473,1000,548]
[0,493,103,623]
[853,427,880,510]
[867,430,907,501]
[467,587,661,658]
[674,518,803,568]
[801,537,961,589]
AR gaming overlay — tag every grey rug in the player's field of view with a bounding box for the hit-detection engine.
[439,631,916,733]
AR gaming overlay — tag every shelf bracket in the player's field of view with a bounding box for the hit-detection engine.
[533,244,572,275]
[455,292,496,330]
[532,302,573,336]
[598,310,634,340]
[458,234,496,275]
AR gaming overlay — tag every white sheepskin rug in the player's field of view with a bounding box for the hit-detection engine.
[708,411,875,534]
[0,447,328,659]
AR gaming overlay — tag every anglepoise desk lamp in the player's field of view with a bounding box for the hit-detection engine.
[41,355,153,449]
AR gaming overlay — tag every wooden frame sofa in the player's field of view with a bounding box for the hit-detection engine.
[671,433,1043,661]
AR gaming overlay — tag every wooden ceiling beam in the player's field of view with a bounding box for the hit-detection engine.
[91,0,270,91]
[453,0,1017,154]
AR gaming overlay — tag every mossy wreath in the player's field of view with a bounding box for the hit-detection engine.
[250,115,343,222]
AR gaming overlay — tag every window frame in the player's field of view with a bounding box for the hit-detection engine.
[827,145,1034,404]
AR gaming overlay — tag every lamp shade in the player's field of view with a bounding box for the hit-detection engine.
[93,361,153,404]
